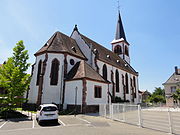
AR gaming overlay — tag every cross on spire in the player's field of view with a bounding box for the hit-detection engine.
[117,0,120,12]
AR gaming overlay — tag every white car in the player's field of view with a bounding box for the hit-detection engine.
[36,104,58,124]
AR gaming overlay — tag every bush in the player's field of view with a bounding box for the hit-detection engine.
[114,97,130,103]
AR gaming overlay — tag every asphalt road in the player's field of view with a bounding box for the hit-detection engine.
[0,114,168,135]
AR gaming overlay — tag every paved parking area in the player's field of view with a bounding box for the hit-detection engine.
[0,116,62,131]
[0,114,168,135]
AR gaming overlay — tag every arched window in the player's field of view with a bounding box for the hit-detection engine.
[50,58,60,85]
[36,60,42,85]
[102,64,107,80]
[125,46,129,56]
[133,76,136,98]
[125,73,129,94]
[115,70,119,92]
[114,45,122,55]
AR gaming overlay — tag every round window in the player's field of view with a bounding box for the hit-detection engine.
[70,59,75,65]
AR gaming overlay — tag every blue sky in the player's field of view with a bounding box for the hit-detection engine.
[0,0,180,92]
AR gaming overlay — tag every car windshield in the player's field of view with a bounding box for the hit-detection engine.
[42,106,57,111]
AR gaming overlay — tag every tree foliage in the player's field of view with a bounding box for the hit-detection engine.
[172,89,180,103]
[148,87,166,103]
[12,40,30,73]
[0,40,30,111]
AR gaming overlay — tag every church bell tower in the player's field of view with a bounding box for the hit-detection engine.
[111,11,130,64]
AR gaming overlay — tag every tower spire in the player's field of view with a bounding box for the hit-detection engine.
[111,5,130,64]
[115,9,126,41]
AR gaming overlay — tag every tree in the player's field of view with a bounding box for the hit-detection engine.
[172,89,180,106]
[0,40,30,112]
[153,87,165,96]
[148,87,166,103]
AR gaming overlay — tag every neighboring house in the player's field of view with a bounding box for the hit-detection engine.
[138,91,143,103]
[139,90,150,103]
[163,66,180,107]
[28,11,140,113]
[142,90,151,102]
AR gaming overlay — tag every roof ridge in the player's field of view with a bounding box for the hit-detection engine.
[46,32,58,50]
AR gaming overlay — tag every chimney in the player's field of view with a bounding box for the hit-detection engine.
[175,66,178,74]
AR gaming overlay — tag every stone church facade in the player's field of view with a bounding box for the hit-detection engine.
[28,12,140,112]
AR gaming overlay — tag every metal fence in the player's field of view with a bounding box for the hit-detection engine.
[99,104,180,135]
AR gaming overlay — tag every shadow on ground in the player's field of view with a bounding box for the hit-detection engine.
[0,110,28,119]
[39,121,60,127]
[8,117,32,122]
[85,113,99,117]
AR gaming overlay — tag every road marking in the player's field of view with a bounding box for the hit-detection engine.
[76,116,91,124]
[0,121,8,129]
[65,124,90,127]
[58,119,66,126]
[0,124,63,132]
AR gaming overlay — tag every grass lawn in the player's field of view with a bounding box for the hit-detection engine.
[15,107,36,113]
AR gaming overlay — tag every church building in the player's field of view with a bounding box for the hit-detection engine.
[28,12,140,112]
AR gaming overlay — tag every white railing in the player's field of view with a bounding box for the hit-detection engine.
[99,104,180,134]
[99,104,139,125]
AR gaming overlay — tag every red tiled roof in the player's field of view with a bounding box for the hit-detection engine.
[66,61,109,83]
[35,31,86,60]
[80,34,138,75]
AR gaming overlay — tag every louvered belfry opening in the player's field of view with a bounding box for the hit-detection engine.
[114,45,122,55]
[125,46,129,56]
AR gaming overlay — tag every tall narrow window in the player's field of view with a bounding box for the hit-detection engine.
[122,74,126,100]
[94,86,102,98]
[115,69,119,92]
[50,58,60,85]
[133,76,136,98]
[125,46,129,56]
[125,73,129,94]
[36,60,42,85]
[102,64,107,80]
[130,78,134,102]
